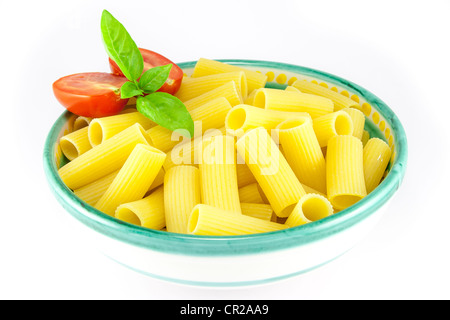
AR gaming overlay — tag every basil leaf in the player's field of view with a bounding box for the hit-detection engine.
[100,10,143,81]
[121,81,143,99]
[138,64,172,94]
[136,93,194,138]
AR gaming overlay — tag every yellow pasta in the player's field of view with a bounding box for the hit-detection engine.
[147,97,232,152]
[238,183,266,204]
[183,81,242,111]
[285,193,334,227]
[284,85,302,93]
[163,127,226,170]
[236,127,306,217]
[164,166,201,234]
[60,127,92,161]
[88,112,156,147]
[342,107,365,140]
[240,203,273,221]
[361,130,370,146]
[73,116,92,131]
[326,135,367,211]
[199,135,241,214]
[236,162,257,188]
[312,110,354,147]
[363,138,392,193]
[292,79,360,110]
[73,168,165,206]
[94,144,166,216]
[187,204,287,236]
[225,104,310,137]
[175,71,247,102]
[276,117,327,194]
[253,88,334,118]
[58,123,152,190]
[191,58,267,93]
[115,186,165,230]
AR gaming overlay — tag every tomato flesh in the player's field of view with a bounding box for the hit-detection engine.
[109,48,183,95]
[53,72,129,118]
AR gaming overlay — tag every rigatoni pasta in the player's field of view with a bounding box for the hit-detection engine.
[58,123,152,190]
[115,186,165,230]
[175,71,247,102]
[292,79,360,110]
[94,143,166,216]
[56,58,393,236]
[285,193,333,227]
[187,204,287,236]
[225,104,310,137]
[326,135,367,210]
[236,127,306,217]
[276,117,327,194]
[312,110,354,147]
[199,135,241,214]
[191,58,267,94]
[88,111,156,147]
[59,126,92,161]
[363,138,392,193]
[164,165,201,233]
[253,88,334,118]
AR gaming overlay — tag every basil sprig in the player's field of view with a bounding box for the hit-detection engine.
[100,10,194,138]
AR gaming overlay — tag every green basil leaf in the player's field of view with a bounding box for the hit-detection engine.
[138,64,172,94]
[120,81,143,99]
[136,93,194,138]
[100,10,143,81]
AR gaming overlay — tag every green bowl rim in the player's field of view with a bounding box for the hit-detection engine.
[43,59,408,257]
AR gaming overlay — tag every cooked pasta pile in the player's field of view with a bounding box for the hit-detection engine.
[57,58,392,236]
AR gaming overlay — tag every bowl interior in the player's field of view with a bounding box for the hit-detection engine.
[43,60,408,256]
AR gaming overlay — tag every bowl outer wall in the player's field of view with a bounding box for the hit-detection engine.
[43,59,408,257]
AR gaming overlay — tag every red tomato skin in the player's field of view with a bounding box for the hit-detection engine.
[52,72,129,118]
[109,48,183,95]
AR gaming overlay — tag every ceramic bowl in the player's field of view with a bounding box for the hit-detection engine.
[43,60,408,287]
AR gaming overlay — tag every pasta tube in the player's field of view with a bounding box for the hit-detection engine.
[326,135,367,210]
[163,127,225,170]
[363,138,392,193]
[285,194,334,227]
[73,168,165,206]
[73,116,91,131]
[187,204,287,236]
[115,186,165,230]
[88,112,156,147]
[175,71,247,102]
[199,135,241,214]
[183,81,242,111]
[94,144,166,216]
[236,127,306,217]
[292,79,360,110]
[191,58,267,93]
[312,110,354,147]
[60,127,92,161]
[58,123,152,190]
[276,117,327,194]
[342,107,365,140]
[240,203,273,221]
[164,166,201,233]
[225,104,310,137]
[253,88,334,118]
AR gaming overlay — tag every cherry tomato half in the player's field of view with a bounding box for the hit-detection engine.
[53,72,129,118]
[109,48,183,95]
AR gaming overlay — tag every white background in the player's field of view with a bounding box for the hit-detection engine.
[1,0,449,300]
